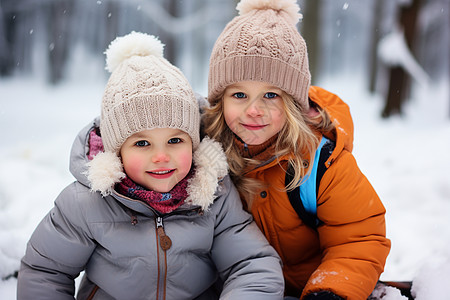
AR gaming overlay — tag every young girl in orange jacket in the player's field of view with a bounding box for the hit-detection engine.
[203,0,391,299]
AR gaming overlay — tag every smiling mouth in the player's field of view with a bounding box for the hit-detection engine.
[242,124,267,130]
[150,170,173,174]
[147,169,175,178]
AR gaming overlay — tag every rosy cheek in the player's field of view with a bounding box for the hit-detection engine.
[122,155,145,179]
[178,152,193,173]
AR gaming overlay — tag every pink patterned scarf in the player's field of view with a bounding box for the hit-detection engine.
[87,129,104,160]
[115,174,191,214]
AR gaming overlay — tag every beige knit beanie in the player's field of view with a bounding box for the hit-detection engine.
[208,0,310,111]
[101,31,200,153]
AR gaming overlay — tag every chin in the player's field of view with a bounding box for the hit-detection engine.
[153,184,175,193]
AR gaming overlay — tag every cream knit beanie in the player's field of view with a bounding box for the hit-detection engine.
[208,0,310,111]
[101,31,200,153]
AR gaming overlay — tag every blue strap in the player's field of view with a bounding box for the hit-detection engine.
[299,136,329,215]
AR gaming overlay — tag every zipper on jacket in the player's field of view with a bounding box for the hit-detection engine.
[155,217,171,300]
[130,213,138,226]
[156,217,172,250]
[86,285,99,300]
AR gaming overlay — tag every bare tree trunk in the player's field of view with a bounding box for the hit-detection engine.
[0,2,13,76]
[104,1,119,56]
[368,0,383,93]
[163,0,178,65]
[382,0,422,118]
[48,0,72,84]
[300,0,320,84]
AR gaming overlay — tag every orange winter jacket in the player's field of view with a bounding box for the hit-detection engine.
[245,86,391,300]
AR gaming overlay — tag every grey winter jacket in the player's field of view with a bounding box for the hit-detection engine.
[17,118,284,300]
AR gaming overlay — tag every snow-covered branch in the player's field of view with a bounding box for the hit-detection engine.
[378,26,430,86]
[111,0,220,34]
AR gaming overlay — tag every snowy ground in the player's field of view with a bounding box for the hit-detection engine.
[0,76,449,299]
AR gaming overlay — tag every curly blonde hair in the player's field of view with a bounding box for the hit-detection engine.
[203,90,334,209]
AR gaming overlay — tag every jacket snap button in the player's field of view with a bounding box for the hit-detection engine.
[260,191,267,198]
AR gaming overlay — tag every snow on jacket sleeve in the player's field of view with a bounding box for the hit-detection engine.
[211,176,284,300]
[302,150,391,300]
[17,183,96,300]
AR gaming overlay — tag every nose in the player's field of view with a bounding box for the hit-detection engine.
[245,99,264,117]
[152,150,170,163]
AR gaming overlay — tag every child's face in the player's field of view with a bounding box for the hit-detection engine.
[120,128,193,193]
[223,81,286,145]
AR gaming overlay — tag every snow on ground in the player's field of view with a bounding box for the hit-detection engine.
[0,76,449,299]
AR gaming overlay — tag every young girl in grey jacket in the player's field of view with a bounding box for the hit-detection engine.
[17,31,284,300]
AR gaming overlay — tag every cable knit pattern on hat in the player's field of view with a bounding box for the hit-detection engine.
[208,0,310,111]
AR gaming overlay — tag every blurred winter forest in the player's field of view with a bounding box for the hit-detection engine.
[0,0,449,118]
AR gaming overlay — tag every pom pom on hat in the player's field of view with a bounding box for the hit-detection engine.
[105,31,164,73]
[237,0,302,25]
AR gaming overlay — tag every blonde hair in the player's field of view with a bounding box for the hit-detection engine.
[203,90,334,209]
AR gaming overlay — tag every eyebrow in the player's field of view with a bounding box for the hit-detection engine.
[227,84,245,89]
[131,132,149,139]
[228,84,282,92]
[139,130,190,141]
[170,129,189,136]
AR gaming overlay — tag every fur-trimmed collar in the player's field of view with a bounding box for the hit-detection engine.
[85,137,228,211]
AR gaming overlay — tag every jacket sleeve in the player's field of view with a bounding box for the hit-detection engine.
[303,151,391,300]
[210,176,284,300]
[17,183,97,300]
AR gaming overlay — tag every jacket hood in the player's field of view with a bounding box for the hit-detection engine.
[69,117,228,210]
[308,86,354,166]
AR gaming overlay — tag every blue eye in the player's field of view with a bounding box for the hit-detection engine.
[135,140,149,147]
[232,92,246,99]
[264,92,279,99]
[168,138,182,144]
